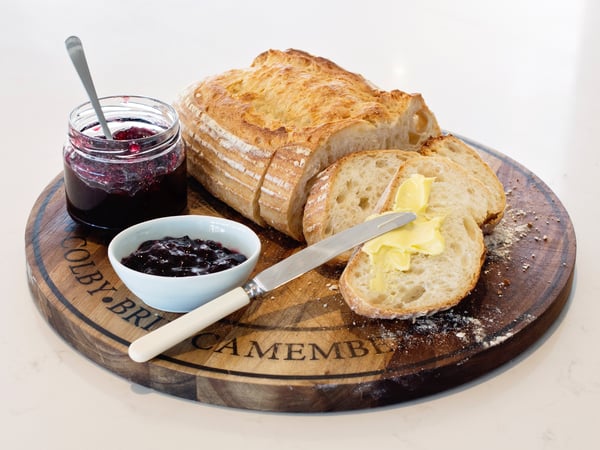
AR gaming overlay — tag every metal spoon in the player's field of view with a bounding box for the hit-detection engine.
[65,36,112,139]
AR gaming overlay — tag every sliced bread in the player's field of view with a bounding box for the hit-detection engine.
[302,149,419,264]
[389,156,500,227]
[339,156,489,319]
[419,134,506,228]
[302,135,505,264]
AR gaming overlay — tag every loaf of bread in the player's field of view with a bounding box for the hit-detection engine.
[175,49,441,241]
[339,156,490,319]
[303,149,419,265]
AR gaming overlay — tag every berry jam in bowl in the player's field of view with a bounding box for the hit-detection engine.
[107,215,261,313]
[63,95,187,232]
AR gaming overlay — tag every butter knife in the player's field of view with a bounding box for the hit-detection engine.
[128,211,416,362]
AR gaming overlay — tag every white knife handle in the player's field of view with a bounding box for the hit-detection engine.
[128,287,251,363]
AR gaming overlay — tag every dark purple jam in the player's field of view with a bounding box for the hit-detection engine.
[64,126,187,231]
[121,236,248,277]
[113,127,157,140]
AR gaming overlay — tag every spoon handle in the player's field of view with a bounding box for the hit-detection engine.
[65,36,112,139]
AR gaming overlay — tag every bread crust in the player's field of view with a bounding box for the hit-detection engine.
[175,49,441,240]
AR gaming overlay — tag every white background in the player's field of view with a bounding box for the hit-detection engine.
[2,1,598,449]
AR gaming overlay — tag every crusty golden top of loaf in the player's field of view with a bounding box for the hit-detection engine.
[196,49,427,146]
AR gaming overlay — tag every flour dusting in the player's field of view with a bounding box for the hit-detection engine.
[484,208,532,262]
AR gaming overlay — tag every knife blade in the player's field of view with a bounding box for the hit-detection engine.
[128,211,416,362]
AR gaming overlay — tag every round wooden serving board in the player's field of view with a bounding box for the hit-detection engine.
[25,136,576,412]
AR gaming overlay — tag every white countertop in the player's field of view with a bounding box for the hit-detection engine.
[2,1,598,448]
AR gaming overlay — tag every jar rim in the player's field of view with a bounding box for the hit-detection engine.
[68,95,179,143]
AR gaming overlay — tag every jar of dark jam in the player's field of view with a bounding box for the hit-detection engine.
[63,96,187,231]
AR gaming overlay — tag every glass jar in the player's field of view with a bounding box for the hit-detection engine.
[63,95,187,231]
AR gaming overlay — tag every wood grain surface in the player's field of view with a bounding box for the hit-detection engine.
[25,136,576,412]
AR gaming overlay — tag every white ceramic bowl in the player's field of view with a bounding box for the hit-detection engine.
[107,215,261,313]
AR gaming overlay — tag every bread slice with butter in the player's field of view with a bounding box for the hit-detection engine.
[303,149,420,265]
[339,157,489,319]
[393,156,501,228]
[419,134,506,229]
[175,49,441,241]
